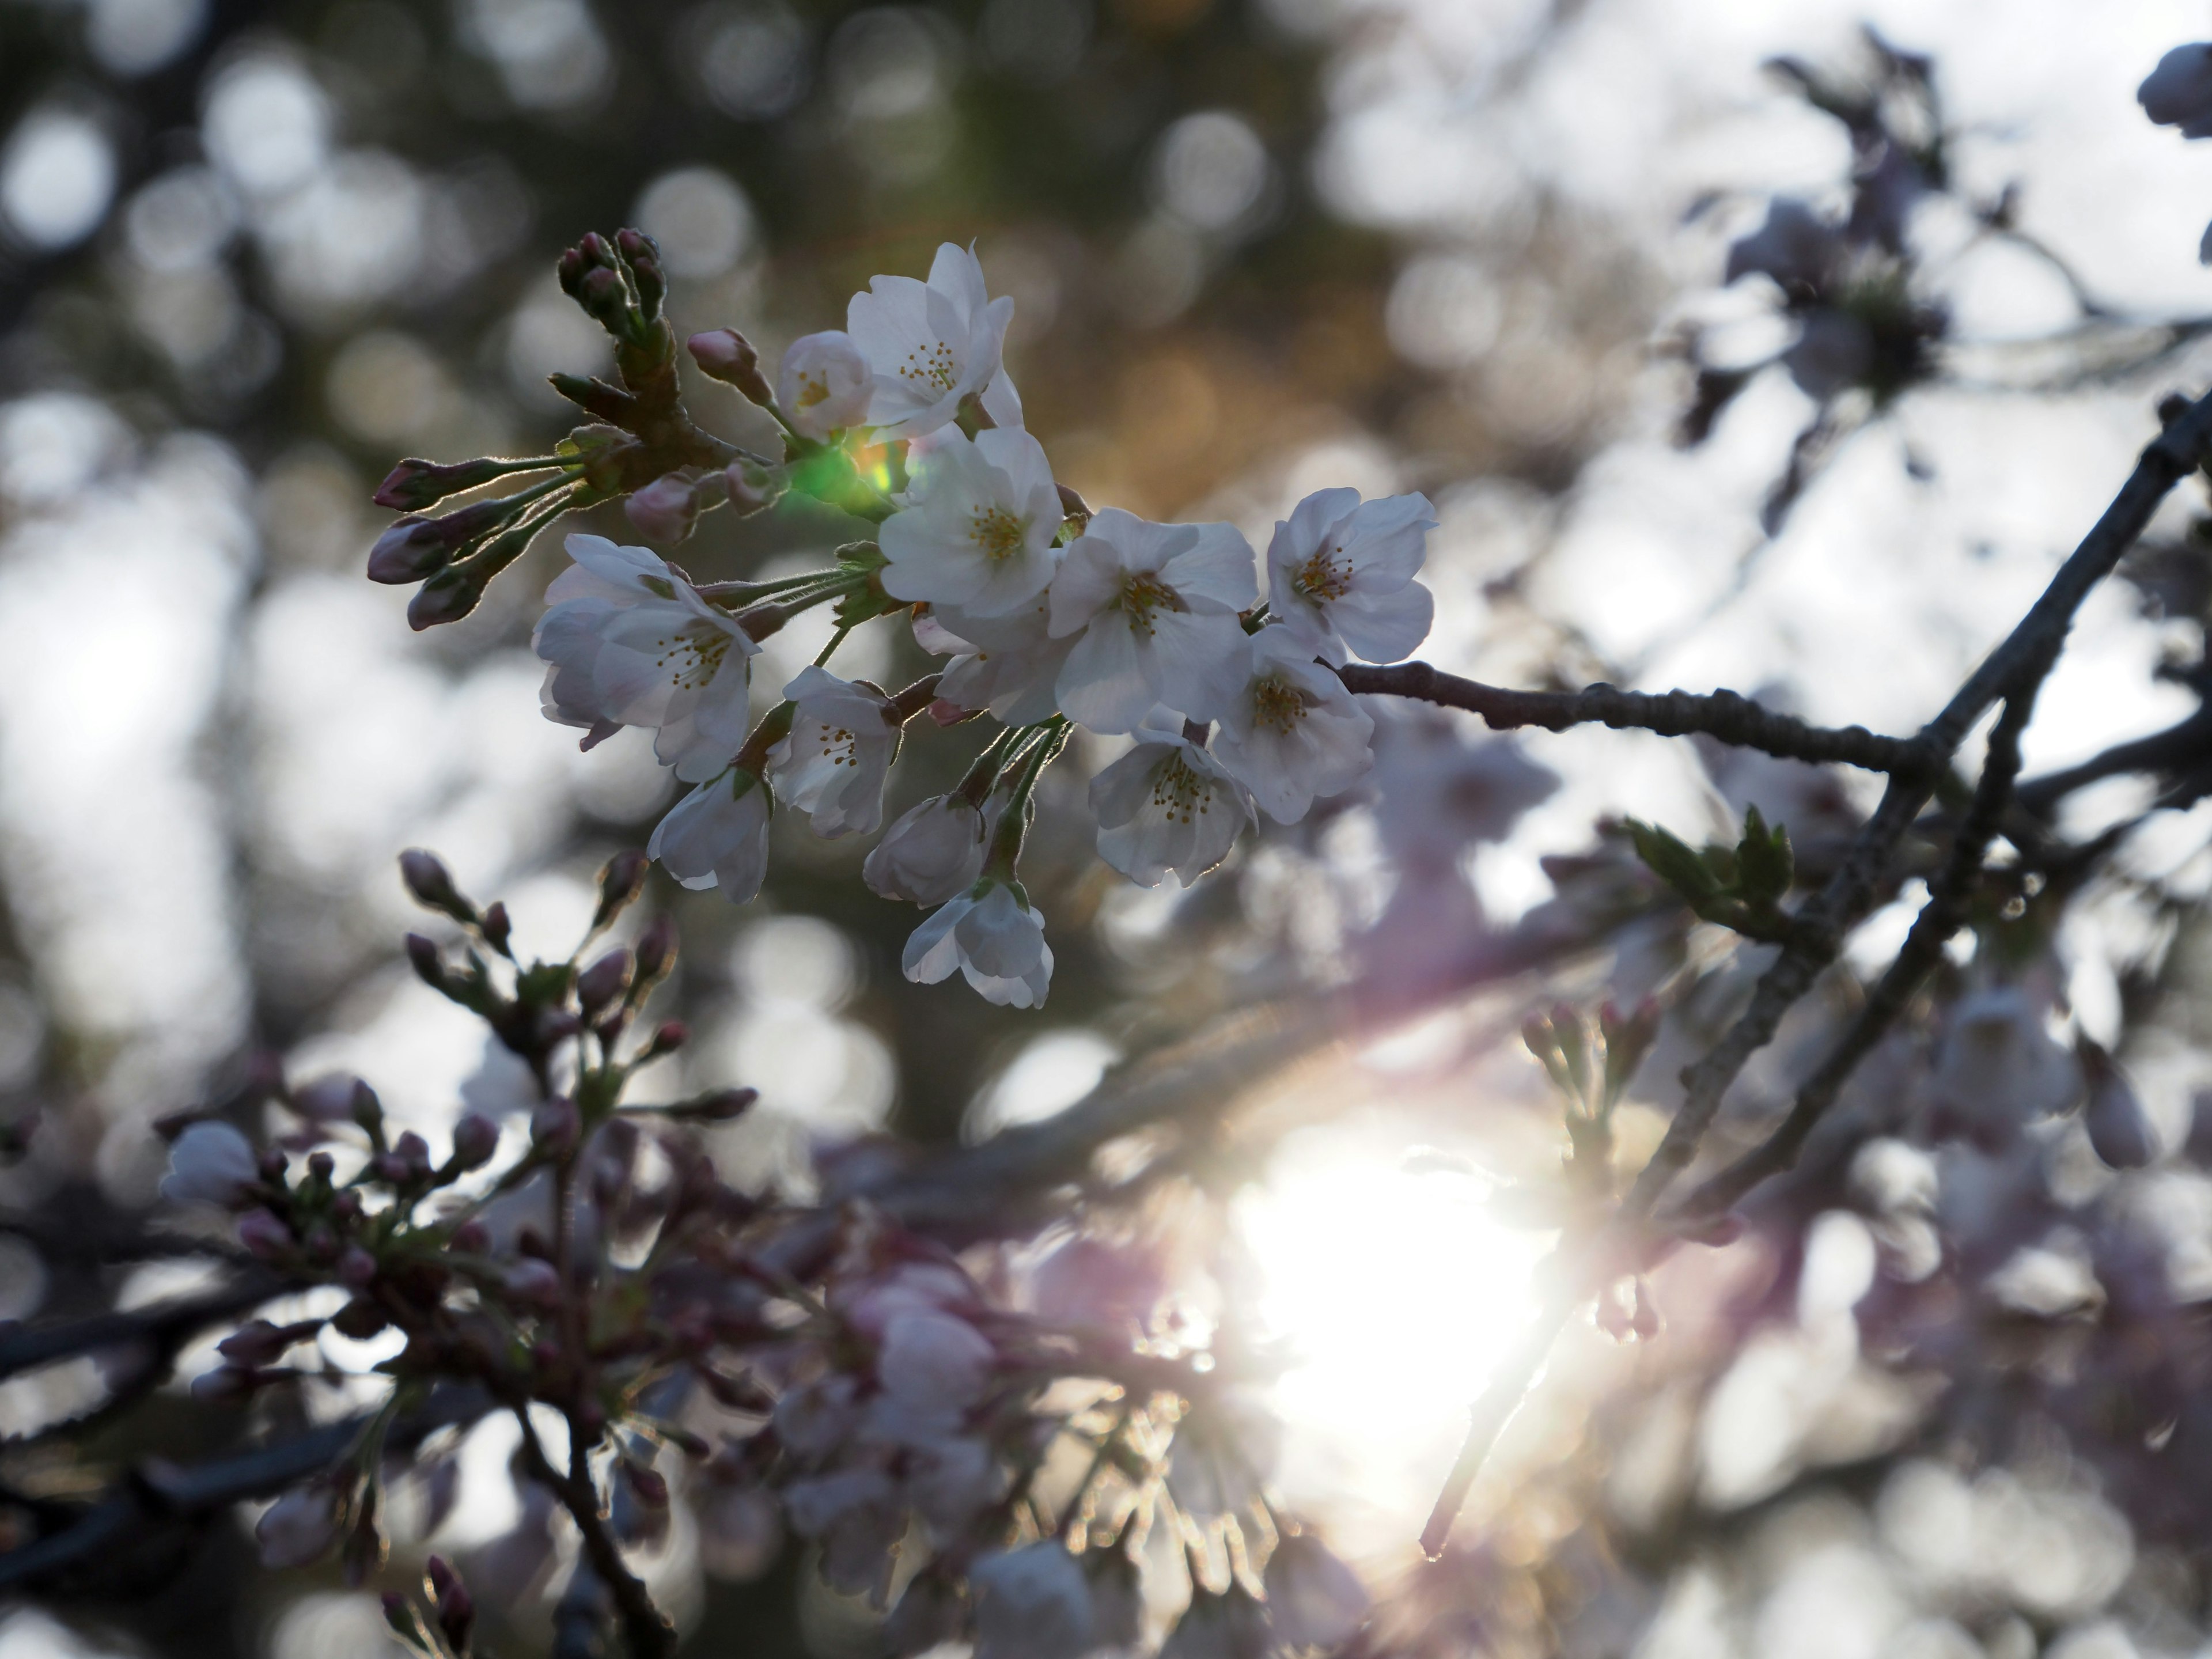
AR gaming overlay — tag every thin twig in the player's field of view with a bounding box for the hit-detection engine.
[510,1406,674,1659]
[1339,662,1927,774]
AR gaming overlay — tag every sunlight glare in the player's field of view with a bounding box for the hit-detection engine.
[1236,1121,1549,1554]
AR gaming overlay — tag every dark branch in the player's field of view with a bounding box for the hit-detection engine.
[0,1387,490,1594]
[0,1278,282,1384]
[1338,661,1927,774]
[511,1407,674,1659]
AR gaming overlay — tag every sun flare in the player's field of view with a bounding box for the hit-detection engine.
[1236,1121,1551,1554]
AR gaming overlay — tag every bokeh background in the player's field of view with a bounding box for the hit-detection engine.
[9,0,2212,1655]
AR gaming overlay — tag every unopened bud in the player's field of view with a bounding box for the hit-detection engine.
[236,1209,292,1260]
[306,1150,334,1181]
[450,1219,490,1254]
[373,456,522,513]
[578,265,631,328]
[366,517,454,584]
[634,914,678,981]
[505,1258,563,1308]
[594,851,649,929]
[380,1592,416,1640]
[687,329,774,403]
[725,459,787,516]
[666,1086,759,1123]
[577,949,633,1016]
[557,247,587,298]
[399,849,474,919]
[532,1096,581,1154]
[646,1021,688,1058]
[452,1113,499,1170]
[548,373,637,424]
[480,901,512,953]
[625,468,718,545]
[218,1319,296,1368]
[350,1080,385,1138]
[625,1464,670,1509]
[290,1072,366,1123]
[404,933,446,990]
[338,1246,378,1289]
[191,1365,257,1406]
[393,1131,433,1179]
[407,566,482,631]
[257,1146,289,1182]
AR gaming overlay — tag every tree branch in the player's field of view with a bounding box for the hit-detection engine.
[0,1278,282,1383]
[1416,384,2212,1558]
[0,1386,491,1593]
[510,1407,673,1659]
[1338,661,1927,774]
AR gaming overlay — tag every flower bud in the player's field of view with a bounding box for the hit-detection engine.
[366,517,454,584]
[337,1246,378,1289]
[725,459,788,516]
[532,1096,581,1154]
[2086,1060,2157,1170]
[350,1080,384,1139]
[236,1208,293,1260]
[450,1219,490,1253]
[257,1146,289,1183]
[191,1365,258,1406]
[404,933,447,991]
[577,949,633,1016]
[399,849,472,918]
[687,329,775,404]
[306,1150,335,1181]
[625,1464,670,1509]
[480,900,512,953]
[504,1259,563,1308]
[451,1113,500,1170]
[373,456,519,513]
[380,1593,416,1641]
[290,1073,365,1122]
[666,1086,759,1123]
[646,1021,688,1058]
[256,1486,340,1570]
[218,1319,296,1368]
[393,1131,433,1179]
[407,566,483,631]
[634,914,678,981]
[593,851,650,930]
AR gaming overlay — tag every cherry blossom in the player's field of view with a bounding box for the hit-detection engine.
[767,666,900,838]
[1264,487,1437,667]
[1047,509,1256,732]
[648,767,772,903]
[847,241,1024,439]
[160,1120,257,1207]
[863,794,990,905]
[880,427,1063,617]
[255,1488,339,1570]
[1209,626,1376,824]
[970,1543,1095,1659]
[931,593,1077,725]
[1262,1533,1370,1650]
[778,330,873,440]
[903,880,1052,1007]
[1089,719,1254,887]
[534,534,757,778]
[623,467,722,544]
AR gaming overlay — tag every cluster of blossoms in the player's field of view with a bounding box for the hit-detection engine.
[149,854,1367,1658]
[372,236,1437,1009]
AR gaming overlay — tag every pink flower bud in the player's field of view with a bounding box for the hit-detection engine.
[577,949,633,1015]
[531,1096,581,1153]
[236,1208,292,1259]
[451,1113,499,1170]
[624,469,721,545]
[450,1219,490,1253]
[503,1259,563,1308]
[337,1247,378,1289]
[687,328,774,403]
[366,517,453,584]
[725,459,788,516]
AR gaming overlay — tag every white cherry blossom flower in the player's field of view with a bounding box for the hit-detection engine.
[160,1120,257,1207]
[971,1543,1095,1659]
[1047,509,1256,732]
[535,534,757,778]
[903,880,1052,1007]
[648,768,772,903]
[877,1308,995,1416]
[933,592,1075,725]
[847,242,1024,439]
[767,666,900,838]
[1209,626,1375,824]
[864,794,990,905]
[880,428,1063,617]
[778,330,873,440]
[1263,1532,1369,1650]
[1265,487,1437,666]
[1090,720,1254,886]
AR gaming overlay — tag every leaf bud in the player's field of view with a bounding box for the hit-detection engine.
[687,329,774,404]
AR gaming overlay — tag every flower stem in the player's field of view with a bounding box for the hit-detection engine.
[987,718,1070,877]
